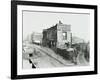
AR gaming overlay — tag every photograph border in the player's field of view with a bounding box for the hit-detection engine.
[11,0,98,79]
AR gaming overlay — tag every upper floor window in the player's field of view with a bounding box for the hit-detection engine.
[62,32,67,40]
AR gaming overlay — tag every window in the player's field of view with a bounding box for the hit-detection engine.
[62,32,67,40]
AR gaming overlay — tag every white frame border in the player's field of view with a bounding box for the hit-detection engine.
[17,5,95,75]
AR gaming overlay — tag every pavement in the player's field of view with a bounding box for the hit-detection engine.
[77,51,89,66]
[23,59,32,69]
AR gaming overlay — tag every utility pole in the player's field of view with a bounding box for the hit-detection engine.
[70,33,72,47]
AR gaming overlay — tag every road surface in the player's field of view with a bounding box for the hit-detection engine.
[23,44,89,69]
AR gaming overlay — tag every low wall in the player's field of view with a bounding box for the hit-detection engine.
[57,48,72,60]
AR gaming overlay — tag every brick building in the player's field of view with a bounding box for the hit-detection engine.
[42,21,72,51]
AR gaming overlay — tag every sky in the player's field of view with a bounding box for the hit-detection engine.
[23,11,90,42]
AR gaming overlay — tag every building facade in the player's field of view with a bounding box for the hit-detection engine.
[31,32,43,45]
[42,21,72,51]
[57,21,71,49]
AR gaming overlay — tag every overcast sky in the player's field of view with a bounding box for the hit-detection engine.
[23,11,90,42]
